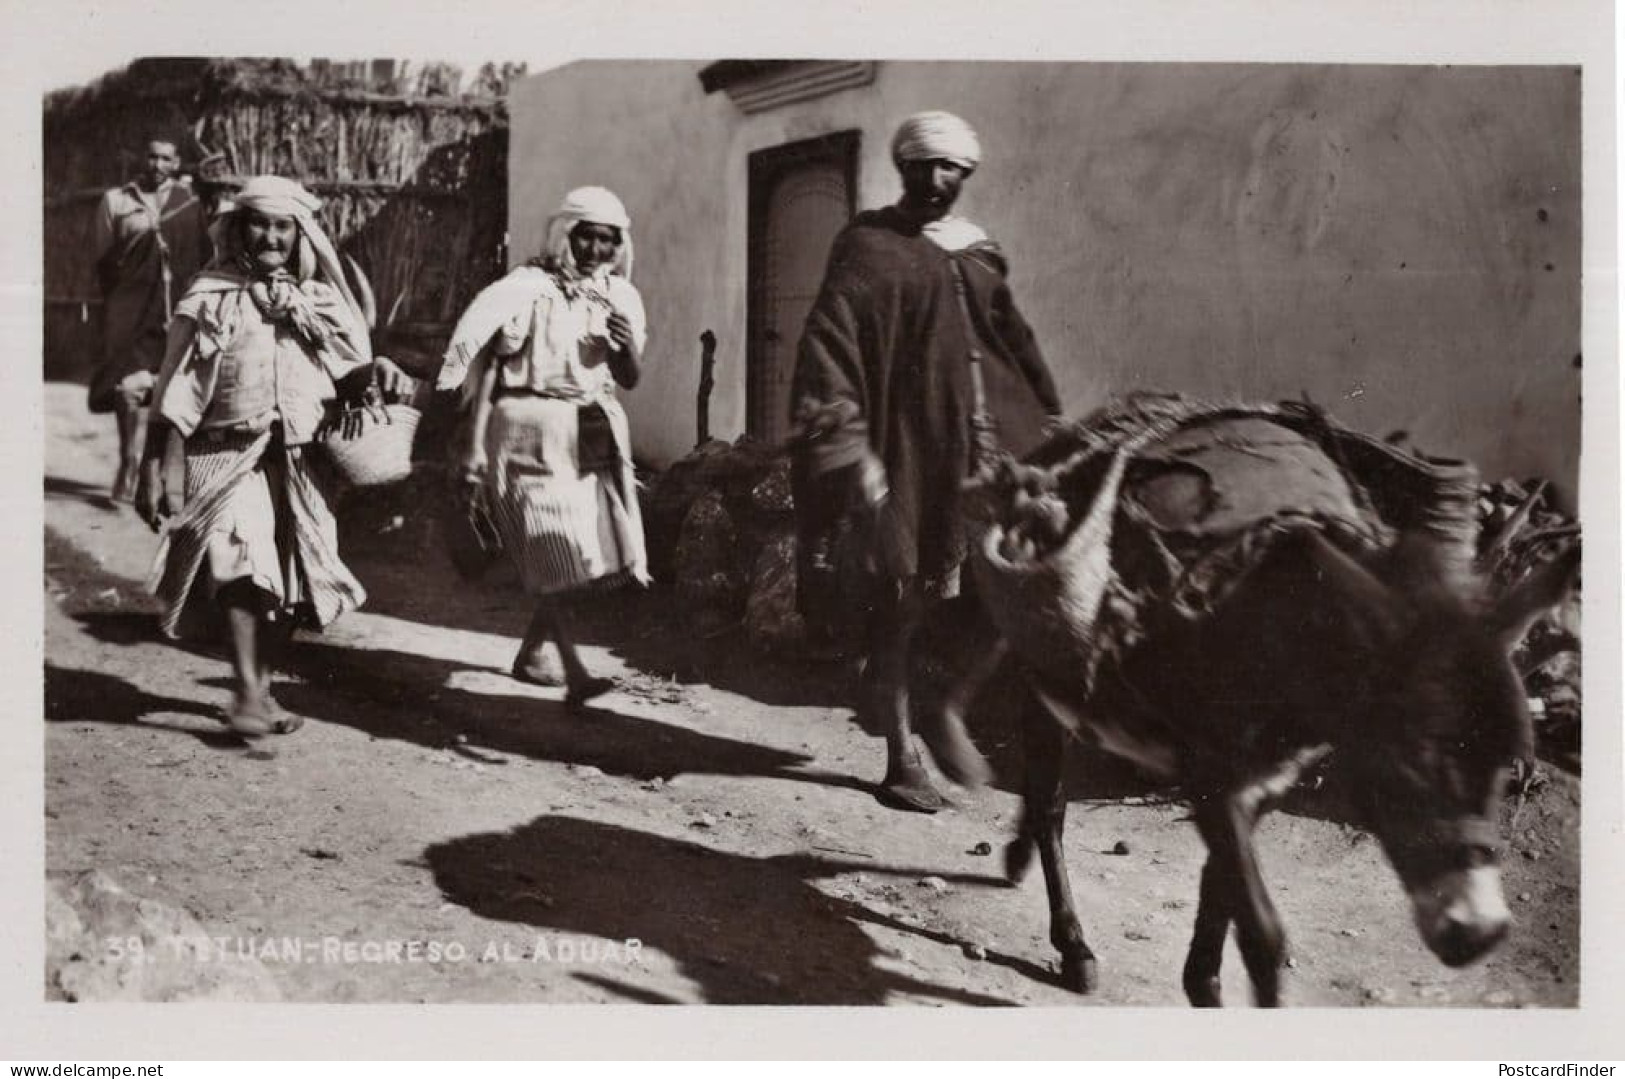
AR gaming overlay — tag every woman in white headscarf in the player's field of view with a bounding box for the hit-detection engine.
[137,175,381,738]
[442,185,649,707]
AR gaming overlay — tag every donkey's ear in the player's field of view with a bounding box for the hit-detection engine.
[1300,530,1407,648]
[1491,544,1581,652]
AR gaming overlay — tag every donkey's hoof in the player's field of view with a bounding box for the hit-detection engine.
[1184,975,1223,1008]
[1003,838,1034,886]
[1060,954,1098,995]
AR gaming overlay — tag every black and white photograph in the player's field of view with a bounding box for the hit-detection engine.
[3,0,1620,1063]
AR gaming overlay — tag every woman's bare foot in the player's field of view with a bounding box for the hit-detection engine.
[226,692,275,739]
[261,692,305,735]
[110,461,140,504]
[511,645,567,687]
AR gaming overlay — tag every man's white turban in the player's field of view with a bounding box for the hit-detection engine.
[890,111,982,173]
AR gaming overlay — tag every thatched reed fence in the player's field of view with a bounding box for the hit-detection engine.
[44,58,509,381]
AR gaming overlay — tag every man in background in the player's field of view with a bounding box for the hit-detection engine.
[91,137,207,502]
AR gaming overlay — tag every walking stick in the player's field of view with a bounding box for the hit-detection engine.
[697,329,717,447]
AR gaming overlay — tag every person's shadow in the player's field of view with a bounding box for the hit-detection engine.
[583,588,860,711]
[44,475,122,512]
[209,624,872,795]
[61,570,873,794]
[44,662,245,751]
[425,814,1041,1005]
[348,541,860,714]
[63,592,1166,808]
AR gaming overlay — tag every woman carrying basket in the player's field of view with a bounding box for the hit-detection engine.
[136,176,383,739]
[439,186,650,708]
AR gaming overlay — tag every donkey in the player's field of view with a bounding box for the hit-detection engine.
[919,526,1579,1007]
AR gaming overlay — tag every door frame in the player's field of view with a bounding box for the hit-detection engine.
[745,129,861,442]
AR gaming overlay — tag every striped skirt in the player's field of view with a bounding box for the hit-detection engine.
[484,394,649,597]
[147,427,367,638]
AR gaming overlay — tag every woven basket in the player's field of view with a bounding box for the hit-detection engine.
[970,448,1130,685]
[320,403,422,487]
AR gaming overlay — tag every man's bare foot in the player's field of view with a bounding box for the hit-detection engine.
[877,756,945,813]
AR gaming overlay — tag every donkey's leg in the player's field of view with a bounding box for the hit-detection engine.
[1182,855,1231,1007]
[1018,689,1096,993]
[1004,817,1036,886]
[1003,679,1041,885]
[1194,797,1287,1007]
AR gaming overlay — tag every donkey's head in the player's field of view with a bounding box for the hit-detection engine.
[1304,532,1579,967]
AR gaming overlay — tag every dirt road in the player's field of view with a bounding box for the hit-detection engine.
[42,383,1580,1007]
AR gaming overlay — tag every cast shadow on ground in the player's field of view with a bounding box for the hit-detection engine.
[43,662,245,751]
[254,630,871,796]
[345,539,1167,806]
[425,813,1025,1006]
[317,546,1543,829]
[54,541,1352,828]
[342,535,855,712]
[66,599,878,797]
[60,604,1374,837]
[63,596,1297,820]
[44,475,122,513]
[327,529,1243,806]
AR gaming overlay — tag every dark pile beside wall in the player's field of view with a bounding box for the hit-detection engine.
[642,437,803,652]
[1477,479,1583,768]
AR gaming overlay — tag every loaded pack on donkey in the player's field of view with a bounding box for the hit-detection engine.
[917,392,1580,1007]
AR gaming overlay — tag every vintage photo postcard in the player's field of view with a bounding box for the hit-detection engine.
[3,0,1619,1063]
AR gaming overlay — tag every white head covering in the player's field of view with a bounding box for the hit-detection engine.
[541,185,634,281]
[890,111,982,174]
[210,175,370,334]
[440,186,635,396]
[235,174,323,218]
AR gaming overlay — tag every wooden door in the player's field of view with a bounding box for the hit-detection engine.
[748,132,859,444]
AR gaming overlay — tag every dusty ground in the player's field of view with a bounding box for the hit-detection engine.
[41,382,1580,1007]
